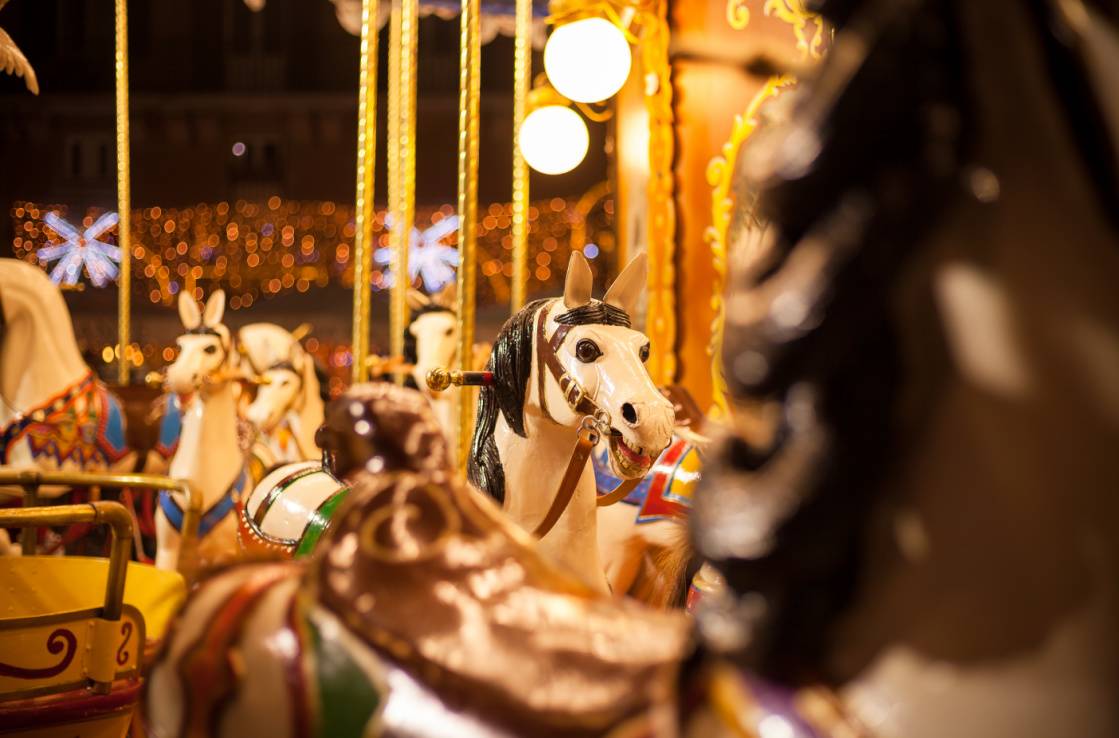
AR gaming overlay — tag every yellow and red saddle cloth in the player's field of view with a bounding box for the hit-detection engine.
[0,370,130,468]
[593,436,700,523]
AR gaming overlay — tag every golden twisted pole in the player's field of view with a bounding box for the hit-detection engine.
[114,0,131,385]
[351,0,381,383]
[510,0,531,314]
[455,0,481,470]
[389,0,419,383]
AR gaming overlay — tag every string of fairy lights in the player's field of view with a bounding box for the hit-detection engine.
[8,192,615,394]
[11,194,614,307]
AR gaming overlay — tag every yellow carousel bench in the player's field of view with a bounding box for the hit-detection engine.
[0,502,187,738]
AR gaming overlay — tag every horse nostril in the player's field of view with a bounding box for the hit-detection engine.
[621,402,638,425]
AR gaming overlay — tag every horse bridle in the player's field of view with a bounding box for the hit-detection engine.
[530,305,640,537]
[179,325,239,391]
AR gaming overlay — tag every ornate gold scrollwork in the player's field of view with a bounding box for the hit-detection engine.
[726,0,751,30]
[764,0,827,58]
[725,0,826,57]
[705,76,796,418]
[707,0,826,417]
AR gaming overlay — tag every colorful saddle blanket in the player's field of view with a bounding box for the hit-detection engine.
[592,436,700,524]
[0,370,130,467]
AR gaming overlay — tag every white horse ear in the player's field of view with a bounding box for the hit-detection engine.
[291,322,312,343]
[178,291,202,329]
[407,289,431,311]
[603,253,647,318]
[563,251,593,309]
[203,289,226,327]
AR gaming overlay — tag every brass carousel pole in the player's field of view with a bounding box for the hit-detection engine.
[509,0,531,313]
[455,0,481,470]
[388,0,419,382]
[351,0,381,383]
[114,0,131,385]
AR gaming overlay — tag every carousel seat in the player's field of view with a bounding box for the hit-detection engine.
[0,556,185,738]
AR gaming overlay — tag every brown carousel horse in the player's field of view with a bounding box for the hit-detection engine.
[689,0,1119,736]
[145,0,1119,735]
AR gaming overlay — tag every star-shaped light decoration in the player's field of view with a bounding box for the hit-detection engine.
[375,214,460,291]
[37,211,122,287]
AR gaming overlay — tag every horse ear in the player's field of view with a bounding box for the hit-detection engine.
[407,289,431,311]
[203,289,226,327]
[291,322,312,342]
[563,251,593,309]
[603,252,647,318]
[178,292,201,329]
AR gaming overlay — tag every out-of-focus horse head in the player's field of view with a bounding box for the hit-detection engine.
[239,322,323,462]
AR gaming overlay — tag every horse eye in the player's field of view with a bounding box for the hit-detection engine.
[204,345,218,355]
[444,327,454,336]
[639,343,650,363]
[575,339,602,363]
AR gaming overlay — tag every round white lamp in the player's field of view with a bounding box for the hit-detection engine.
[543,17,632,104]
[519,104,590,175]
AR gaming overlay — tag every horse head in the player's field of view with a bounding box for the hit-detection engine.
[0,259,86,410]
[165,290,234,396]
[239,323,317,434]
[404,286,458,394]
[552,252,675,477]
[469,251,674,588]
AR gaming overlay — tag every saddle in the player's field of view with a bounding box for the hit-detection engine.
[311,469,691,737]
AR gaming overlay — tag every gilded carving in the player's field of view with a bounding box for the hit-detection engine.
[705,76,795,417]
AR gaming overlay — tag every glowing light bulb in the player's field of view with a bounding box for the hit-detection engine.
[519,105,589,175]
[544,17,632,104]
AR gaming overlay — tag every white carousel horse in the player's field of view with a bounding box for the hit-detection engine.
[0,258,136,482]
[154,289,250,570]
[469,251,676,592]
[146,383,689,738]
[238,322,324,464]
[0,258,136,554]
[403,284,459,438]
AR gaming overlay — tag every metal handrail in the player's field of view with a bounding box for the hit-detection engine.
[0,470,201,578]
[0,501,132,694]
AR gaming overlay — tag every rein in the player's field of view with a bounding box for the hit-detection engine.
[530,307,639,537]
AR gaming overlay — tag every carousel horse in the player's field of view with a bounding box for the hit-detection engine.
[145,383,689,738]
[0,258,136,481]
[238,322,325,465]
[154,289,251,570]
[469,251,676,592]
[403,284,458,435]
[685,0,1119,736]
[0,258,136,554]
